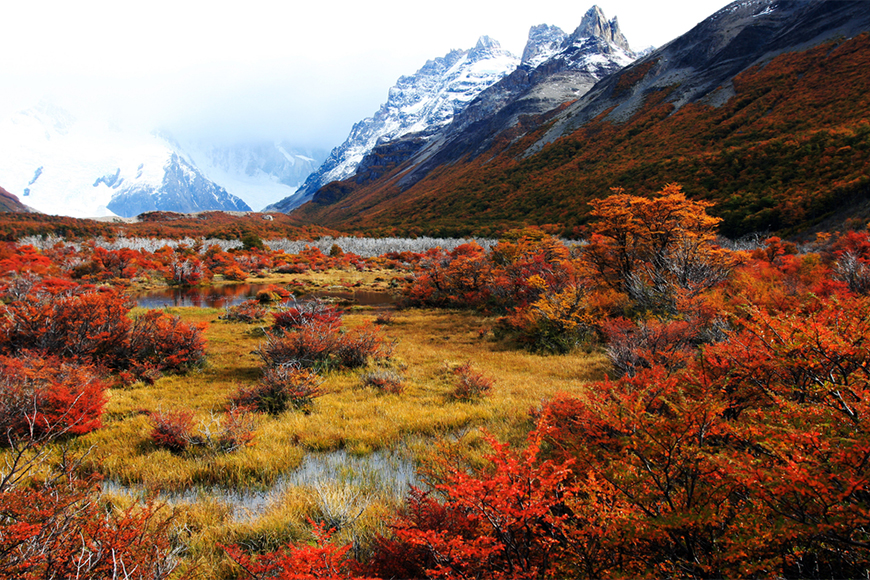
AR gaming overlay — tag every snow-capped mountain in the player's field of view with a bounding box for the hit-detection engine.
[268,36,520,212]
[105,152,251,217]
[521,24,569,67]
[179,141,328,212]
[0,102,252,218]
[284,5,641,227]
[439,6,636,143]
[271,5,637,215]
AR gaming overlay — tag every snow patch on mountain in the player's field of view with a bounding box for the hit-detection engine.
[0,103,172,217]
[269,36,520,212]
[522,24,569,67]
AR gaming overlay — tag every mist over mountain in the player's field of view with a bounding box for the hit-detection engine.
[178,140,328,212]
[0,102,329,217]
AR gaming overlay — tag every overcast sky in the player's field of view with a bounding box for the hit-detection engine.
[0,0,732,150]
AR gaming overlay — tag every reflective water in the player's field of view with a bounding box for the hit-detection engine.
[133,284,396,309]
[103,449,420,523]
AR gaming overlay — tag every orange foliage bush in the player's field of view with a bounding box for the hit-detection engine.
[225,519,378,580]
[584,183,731,315]
[0,475,181,579]
[0,354,106,444]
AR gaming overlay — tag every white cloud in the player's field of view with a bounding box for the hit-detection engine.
[0,0,732,149]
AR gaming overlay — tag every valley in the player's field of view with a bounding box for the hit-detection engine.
[2,0,870,577]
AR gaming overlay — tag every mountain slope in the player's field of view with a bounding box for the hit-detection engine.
[0,186,30,213]
[267,36,520,212]
[286,4,636,219]
[0,103,252,218]
[288,0,870,238]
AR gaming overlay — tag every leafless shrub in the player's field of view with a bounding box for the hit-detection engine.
[833,251,870,294]
[265,236,498,257]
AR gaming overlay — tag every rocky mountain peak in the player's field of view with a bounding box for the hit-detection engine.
[266,37,519,213]
[569,5,631,52]
[472,35,500,54]
[521,24,568,67]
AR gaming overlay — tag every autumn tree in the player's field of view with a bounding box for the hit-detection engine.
[584,184,730,315]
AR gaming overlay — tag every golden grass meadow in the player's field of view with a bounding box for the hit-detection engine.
[53,270,609,577]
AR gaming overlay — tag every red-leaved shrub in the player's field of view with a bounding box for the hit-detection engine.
[334,322,393,369]
[0,286,206,380]
[0,288,131,363]
[230,363,323,414]
[260,320,341,369]
[448,361,493,401]
[220,299,268,323]
[260,320,392,371]
[370,435,577,580]
[360,369,404,395]
[0,354,107,444]
[148,409,194,453]
[0,474,182,579]
[224,519,378,580]
[127,310,207,374]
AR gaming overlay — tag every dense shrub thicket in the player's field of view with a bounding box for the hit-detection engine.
[2,183,870,577]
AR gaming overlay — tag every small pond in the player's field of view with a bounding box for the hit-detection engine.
[132,283,396,309]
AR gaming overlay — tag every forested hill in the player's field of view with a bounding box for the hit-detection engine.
[288,0,870,239]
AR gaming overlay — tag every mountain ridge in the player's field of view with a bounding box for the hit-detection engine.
[285,0,870,239]
[266,34,524,213]
[0,186,30,213]
[274,4,635,215]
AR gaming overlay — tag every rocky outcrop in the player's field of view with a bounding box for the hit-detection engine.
[521,24,568,67]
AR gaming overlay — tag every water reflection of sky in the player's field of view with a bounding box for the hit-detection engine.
[132,284,396,309]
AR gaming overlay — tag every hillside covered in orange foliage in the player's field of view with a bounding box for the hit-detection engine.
[0,210,337,242]
[290,24,870,239]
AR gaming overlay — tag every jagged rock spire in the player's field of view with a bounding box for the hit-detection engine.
[521,24,568,66]
[569,5,632,52]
